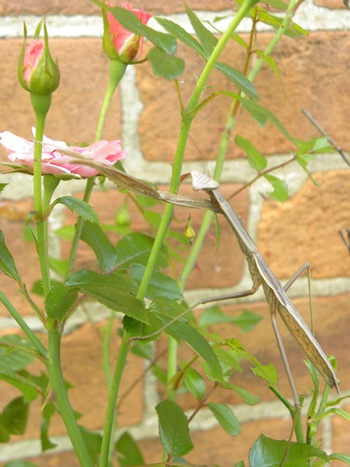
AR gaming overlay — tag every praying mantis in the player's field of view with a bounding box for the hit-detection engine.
[188,170,339,406]
[38,146,340,405]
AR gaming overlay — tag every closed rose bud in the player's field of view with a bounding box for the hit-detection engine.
[18,20,60,95]
[102,1,151,63]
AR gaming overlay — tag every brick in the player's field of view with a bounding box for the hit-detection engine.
[0,0,233,16]
[138,31,350,162]
[62,181,249,290]
[258,170,350,279]
[0,38,121,155]
[314,0,348,8]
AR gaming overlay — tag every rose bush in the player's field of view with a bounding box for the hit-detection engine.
[0,129,126,177]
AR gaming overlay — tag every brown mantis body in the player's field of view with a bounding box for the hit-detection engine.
[188,170,339,405]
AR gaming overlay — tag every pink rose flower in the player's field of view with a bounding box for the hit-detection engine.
[0,129,127,177]
[103,2,152,62]
[22,40,44,85]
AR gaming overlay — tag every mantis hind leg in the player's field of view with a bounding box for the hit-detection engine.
[270,304,304,465]
[283,262,314,334]
[270,304,300,408]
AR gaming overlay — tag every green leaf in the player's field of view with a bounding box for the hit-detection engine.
[116,432,144,467]
[156,400,194,457]
[225,384,260,405]
[232,309,263,332]
[242,99,296,144]
[315,407,350,423]
[54,196,99,224]
[0,371,38,401]
[251,362,278,386]
[257,10,308,38]
[262,0,289,9]
[207,403,240,436]
[48,257,69,279]
[148,47,185,79]
[0,335,35,372]
[312,135,331,152]
[215,62,259,102]
[81,221,117,273]
[232,33,248,49]
[185,5,218,58]
[115,233,169,270]
[183,367,206,400]
[0,340,40,400]
[130,264,182,301]
[80,426,102,465]
[53,225,75,241]
[0,183,8,194]
[45,284,78,322]
[107,5,177,55]
[304,359,320,397]
[329,453,350,465]
[65,269,148,323]
[255,50,284,92]
[156,17,204,56]
[167,322,223,381]
[41,402,57,451]
[214,346,243,374]
[235,135,267,171]
[3,397,29,435]
[0,415,10,442]
[151,298,223,381]
[249,435,330,467]
[0,230,21,282]
[199,306,262,333]
[263,174,289,202]
[227,338,278,386]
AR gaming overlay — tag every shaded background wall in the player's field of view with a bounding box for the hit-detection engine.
[0,0,349,465]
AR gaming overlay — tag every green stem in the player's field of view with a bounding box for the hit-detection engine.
[186,0,259,115]
[0,290,47,358]
[65,177,95,279]
[101,314,114,388]
[269,384,304,442]
[99,330,131,467]
[46,320,93,467]
[100,315,116,465]
[31,94,52,297]
[308,383,330,446]
[96,60,127,141]
[179,109,235,288]
[65,60,127,279]
[247,0,299,84]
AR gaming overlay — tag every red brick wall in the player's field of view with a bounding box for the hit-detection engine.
[0,1,349,465]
